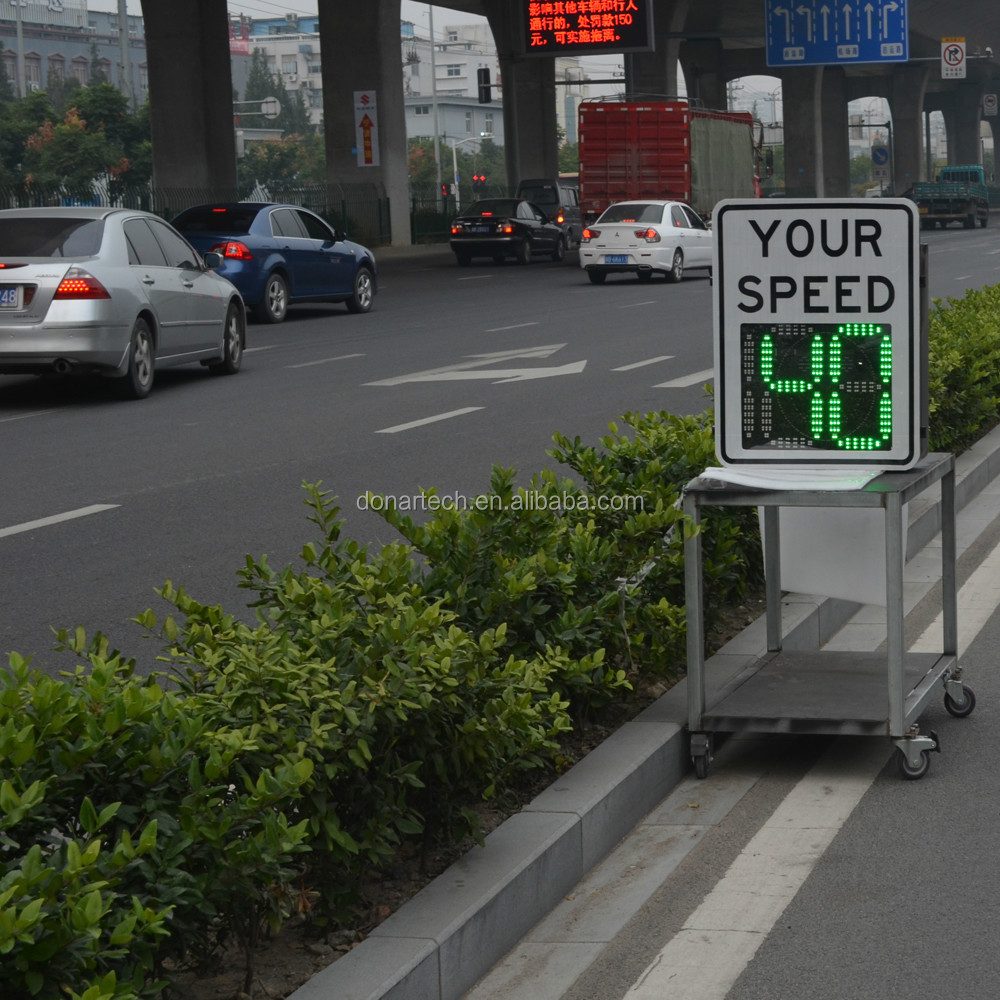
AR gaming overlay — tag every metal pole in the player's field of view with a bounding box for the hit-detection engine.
[428,5,443,209]
[14,0,24,99]
[118,0,132,107]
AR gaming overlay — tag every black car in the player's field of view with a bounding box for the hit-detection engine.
[449,199,568,266]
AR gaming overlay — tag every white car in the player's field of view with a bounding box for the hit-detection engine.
[0,206,246,399]
[579,200,713,284]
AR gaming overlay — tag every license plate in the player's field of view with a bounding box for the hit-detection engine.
[605,254,629,264]
[470,226,490,233]
[0,286,20,309]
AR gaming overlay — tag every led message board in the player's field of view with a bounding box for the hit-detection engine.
[714,199,923,467]
[520,0,653,57]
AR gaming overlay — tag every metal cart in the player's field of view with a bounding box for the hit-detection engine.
[683,452,975,780]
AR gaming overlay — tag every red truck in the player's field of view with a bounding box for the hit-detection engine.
[577,100,761,222]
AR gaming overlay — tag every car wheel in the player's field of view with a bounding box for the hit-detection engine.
[259,272,288,323]
[587,270,606,285]
[455,251,471,267]
[210,301,245,375]
[666,249,684,283]
[346,266,375,313]
[551,236,566,262]
[516,239,532,265]
[119,317,154,399]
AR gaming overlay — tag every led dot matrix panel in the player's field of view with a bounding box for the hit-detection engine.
[742,322,893,452]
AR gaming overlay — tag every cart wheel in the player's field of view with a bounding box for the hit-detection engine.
[896,747,931,780]
[694,755,710,779]
[944,684,976,718]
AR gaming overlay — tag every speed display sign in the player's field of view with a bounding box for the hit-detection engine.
[713,199,923,468]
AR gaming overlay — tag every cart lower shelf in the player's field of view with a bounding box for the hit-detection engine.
[700,649,954,736]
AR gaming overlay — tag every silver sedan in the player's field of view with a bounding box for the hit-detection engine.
[0,206,246,399]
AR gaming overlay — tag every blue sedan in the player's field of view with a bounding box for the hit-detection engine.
[171,202,377,323]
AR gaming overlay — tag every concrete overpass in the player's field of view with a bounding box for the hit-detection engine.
[143,1,1000,245]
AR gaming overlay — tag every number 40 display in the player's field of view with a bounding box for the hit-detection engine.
[741,322,893,452]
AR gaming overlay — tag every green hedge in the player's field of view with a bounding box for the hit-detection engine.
[2,281,998,995]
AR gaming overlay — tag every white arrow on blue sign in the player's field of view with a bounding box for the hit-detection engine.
[765,0,909,68]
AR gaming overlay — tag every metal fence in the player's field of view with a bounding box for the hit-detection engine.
[0,180,394,247]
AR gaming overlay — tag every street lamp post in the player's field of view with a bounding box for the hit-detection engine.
[450,133,492,210]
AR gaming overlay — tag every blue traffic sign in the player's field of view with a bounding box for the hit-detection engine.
[872,145,890,165]
[765,0,909,68]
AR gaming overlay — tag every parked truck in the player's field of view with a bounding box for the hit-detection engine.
[577,99,761,222]
[907,164,990,230]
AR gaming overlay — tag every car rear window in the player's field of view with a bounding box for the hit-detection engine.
[469,199,520,217]
[598,204,665,224]
[0,217,103,257]
[519,186,557,205]
[172,207,257,234]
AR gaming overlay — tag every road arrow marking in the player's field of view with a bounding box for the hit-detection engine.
[614,355,675,371]
[366,344,585,386]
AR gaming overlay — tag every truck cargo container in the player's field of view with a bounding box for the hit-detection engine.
[577,100,761,222]
[907,164,990,229]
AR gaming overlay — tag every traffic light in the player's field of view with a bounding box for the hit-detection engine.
[477,67,492,104]
[473,174,487,195]
[441,183,449,199]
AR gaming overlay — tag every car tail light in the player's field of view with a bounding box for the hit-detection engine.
[556,207,566,224]
[636,228,661,243]
[54,268,110,299]
[502,223,514,234]
[451,224,464,235]
[211,240,253,260]
[581,228,599,242]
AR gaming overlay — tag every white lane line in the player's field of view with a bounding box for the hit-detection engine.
[620,300,657,308]
[910,536,1000,653]
[286,353,365,369]
[485,322,539,332]
[376,407,484,434]
[0,409,60,423]
[0,504,119,539]
[245,345,276,353]
[655,368,714,388]
[624,738,888,1000]
[613,355,675,372]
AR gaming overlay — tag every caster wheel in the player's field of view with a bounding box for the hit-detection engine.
[944,684,976,718]
[694,755,710,779]
[897,747,931,780]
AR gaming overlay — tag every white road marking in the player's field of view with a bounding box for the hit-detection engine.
[0,409,60,423]
[244,345,276,353]
[910,536,1000,654]
[375,407,483,434]
[366,345,569,387]
[286,353,365,369]
[620,300,657,308]
[613,355,675,371]
[485,322,539,332]
[624,738,888,1000]
[654,368,714,388]
[391,361,587,383]
[0,504,119,539]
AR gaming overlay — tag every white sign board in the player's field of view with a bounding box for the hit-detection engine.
[714,199,922,468]
[353,91,380,167]
[941,37,966,79]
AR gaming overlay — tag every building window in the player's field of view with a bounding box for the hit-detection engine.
[465,111,472,133]
[445,64,461,77]
[447,30,458,42]
[414,105,430,116]
[281,57,297,75]
[71,57,89,85]
[484,113,494,134]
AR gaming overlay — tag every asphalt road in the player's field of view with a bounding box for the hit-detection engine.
[2,223,998,676]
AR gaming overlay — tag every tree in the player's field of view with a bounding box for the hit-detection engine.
[241,48,313,137]
[558,142,579,176]
[237,132,325,191]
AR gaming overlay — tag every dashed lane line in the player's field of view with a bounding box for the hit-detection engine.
[0,504,120,539]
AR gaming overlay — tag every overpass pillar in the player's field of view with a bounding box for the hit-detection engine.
[940,84,987,164]
[890,65,930,190]
[820,68,850,196]
[678,40,727,109]
[627,0,689,98]
[141,0,236,201]
[780,66,824,196]
[482,3,560,189]
[318,0,410,245]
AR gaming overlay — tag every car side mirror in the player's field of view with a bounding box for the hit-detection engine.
[203,251,223,270]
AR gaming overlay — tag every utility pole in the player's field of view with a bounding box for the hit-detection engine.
[428,5,443,208]
[118,0,132,107]
[14,0,25,98]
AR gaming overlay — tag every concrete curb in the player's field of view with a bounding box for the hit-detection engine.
[288,425,1000,1000]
